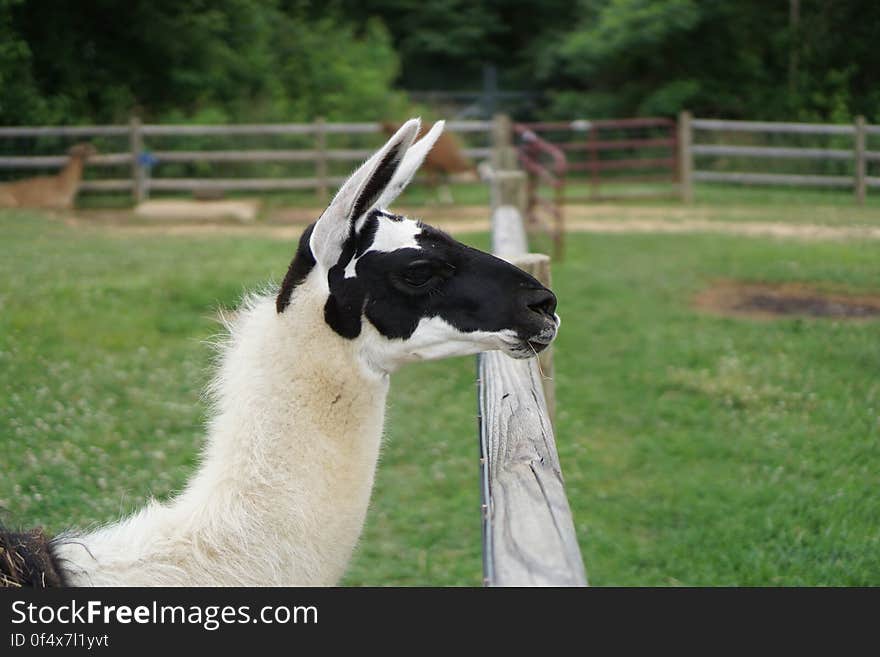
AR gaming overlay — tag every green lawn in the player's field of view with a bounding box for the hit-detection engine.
[1,209,878,585]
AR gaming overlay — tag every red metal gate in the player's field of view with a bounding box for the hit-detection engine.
[514,124,566,258]
[518,117,679,202]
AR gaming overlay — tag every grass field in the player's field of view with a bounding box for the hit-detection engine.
[1,206,879,585]
[79,179,880,222]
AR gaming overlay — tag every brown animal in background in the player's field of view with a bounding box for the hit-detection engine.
[0,143,97,210]
[381,122,479,203]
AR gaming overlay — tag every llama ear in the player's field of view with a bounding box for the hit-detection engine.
[374,120,445,209]
[310,119,421,270]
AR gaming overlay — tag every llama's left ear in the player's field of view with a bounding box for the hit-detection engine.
[310,119,421,270]
[374,120,445,209]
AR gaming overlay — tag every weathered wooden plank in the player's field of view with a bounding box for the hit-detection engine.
[693,170,853,187]
[79,180,134,191]
[0,125,129,137]
[130,117,147,203]
[692,118,854,135]
[446,120,493,132]
[141,123,318,136]
[481,170,586,585]
[145,177,344,191]
[150,149,323,162]
[0,153,131,168]
[478,351,586,586]
[491,205,528,256]
[691,145,853,160]
[679,111,694,203]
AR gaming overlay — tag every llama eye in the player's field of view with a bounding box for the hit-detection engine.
[402,262,435,287]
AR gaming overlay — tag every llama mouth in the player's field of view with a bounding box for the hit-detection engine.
[527,339,551,353]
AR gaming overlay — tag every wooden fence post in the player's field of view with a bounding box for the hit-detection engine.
[129,116,146,203]
[491,113,517,170]
[315,117,328,202]
[855,115,866,206]
[678,110,693,203]
[490,170,527,216]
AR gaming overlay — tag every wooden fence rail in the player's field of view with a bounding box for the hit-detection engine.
[477,161,587,587]
[682,113,880,205]
[0,119,493,202]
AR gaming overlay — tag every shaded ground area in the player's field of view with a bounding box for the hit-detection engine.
[695,281,880,320]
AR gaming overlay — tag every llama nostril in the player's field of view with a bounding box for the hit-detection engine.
[527,289,557,319]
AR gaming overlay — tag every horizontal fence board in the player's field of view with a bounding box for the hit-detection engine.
[142,124,318,136]
[568,158,674,172]
[0,153,131,168]
[446,120,493,132]
[865,151,880,162]
[694,170,853,187]
[0,125,129,137]
[867,177,880,188]
[692,144,854,160]
[523,118,673,131]
[560,137,675,152]
[692,118,854,135]
[140,121,491,137]
[79,180,134,191]
[146,177,347,191]
[151,149,321,163]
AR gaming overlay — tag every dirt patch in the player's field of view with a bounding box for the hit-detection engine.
[695,281,880,320]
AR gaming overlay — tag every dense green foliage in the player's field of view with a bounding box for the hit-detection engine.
[2,198,879,585]
[0,2,877,123]
[0,0,407,124]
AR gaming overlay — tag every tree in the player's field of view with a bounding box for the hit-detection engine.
[0,0,407,125]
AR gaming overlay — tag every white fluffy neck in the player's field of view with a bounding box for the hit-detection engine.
[56,276,389,586]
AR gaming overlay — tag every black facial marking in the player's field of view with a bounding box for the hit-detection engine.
[322,211,384,338]
[276,223,317,313]
[283,211,557,348]
[350,143,403,225]
[322,220,556,345]
[377,210,404,222]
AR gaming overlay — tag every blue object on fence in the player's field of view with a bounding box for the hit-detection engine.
[137,151,158,169]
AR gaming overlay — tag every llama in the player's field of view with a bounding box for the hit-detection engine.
[0,143,96,210]
[381,121,479,203]
[0,119,559,587]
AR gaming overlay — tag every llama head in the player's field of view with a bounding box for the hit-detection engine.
[67,143,97,159]
[276,118,559,372]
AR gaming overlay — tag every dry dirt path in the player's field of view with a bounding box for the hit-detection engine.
[68,203,880,241]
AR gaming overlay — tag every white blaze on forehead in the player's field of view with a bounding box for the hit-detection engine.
[369,216,422,253]
[343,215,423,278]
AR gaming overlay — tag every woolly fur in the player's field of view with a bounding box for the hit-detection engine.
[54,274,389,586]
